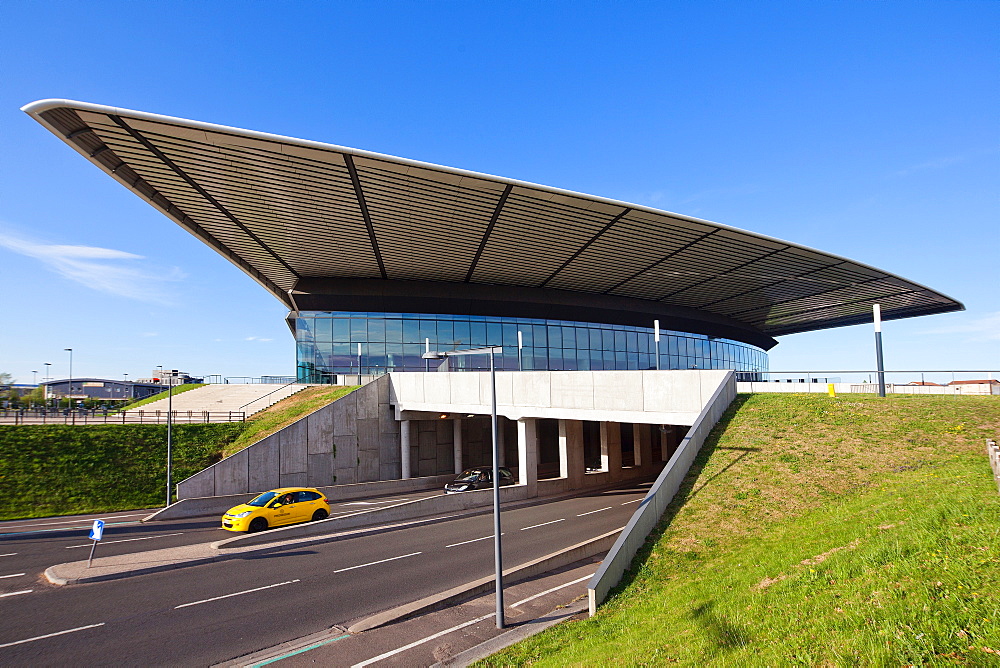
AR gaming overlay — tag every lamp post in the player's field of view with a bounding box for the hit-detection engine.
[423,345,506,628]
[64,348,73,421]
[44,363,51,408]
[654,320,660,371]
[32,370,37,386]
[873,304,886,397]
[517,330,523,371]
[164,367,173,507]
[357,343,362,386]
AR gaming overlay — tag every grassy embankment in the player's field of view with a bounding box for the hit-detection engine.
[482,393,1000,666]
[0,385,357,520]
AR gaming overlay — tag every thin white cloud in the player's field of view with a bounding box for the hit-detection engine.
[920,311,1000,342]
[245,336,274,342]
[894,154,967,177]
[0,227,184,304]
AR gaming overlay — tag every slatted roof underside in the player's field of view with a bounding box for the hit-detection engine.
[30,103,963,337]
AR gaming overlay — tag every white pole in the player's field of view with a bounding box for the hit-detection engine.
[490,348,504,629]
[357,343,362,385]
[653,320,660,371]
[873,304,886,397]
[517,330,523,371]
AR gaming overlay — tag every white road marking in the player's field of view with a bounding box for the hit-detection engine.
[520,518,565,531]
[341,499,408,506]
[0,513,148,531]
[577,506,613,517]
[0,573,25,579]
[0,623,105,649]
[0,590,32,598]
[351,613,495,667]
[0,553,16,557]
[621,498,643,505]
[511,574,593,608]
[174,579,300,609]
[0,521,141,537]
[64,533,183,549]
[445,534,503,548]
[333,552,421,573]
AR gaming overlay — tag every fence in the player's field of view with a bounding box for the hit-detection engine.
[0,409,245,425]
[586,370,737,616]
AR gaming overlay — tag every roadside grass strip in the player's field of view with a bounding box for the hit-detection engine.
[174,580,300,609]
[479,393,1000,666]
[0,623,105,649]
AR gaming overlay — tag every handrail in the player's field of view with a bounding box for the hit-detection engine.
[236,380,303,414]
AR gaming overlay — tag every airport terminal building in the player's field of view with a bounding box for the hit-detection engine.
[24,100,962,381]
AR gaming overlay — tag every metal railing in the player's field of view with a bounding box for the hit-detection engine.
[0,409,245,425]
[237,381,306,416]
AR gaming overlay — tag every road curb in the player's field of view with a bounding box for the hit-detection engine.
[346,527,619,633]
[432,599,589,667]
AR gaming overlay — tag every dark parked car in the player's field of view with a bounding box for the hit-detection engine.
[444,466,515,493]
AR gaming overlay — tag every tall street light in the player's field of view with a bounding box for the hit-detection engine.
[873,304,886,397]
[44,363,51,408]
[423,345,506,628]
[64,348,73,422]
[164,367,174,507]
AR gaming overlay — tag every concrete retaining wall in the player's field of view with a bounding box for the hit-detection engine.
[145,474,457,521]
[587,370,737,615]
[176,376,401,499]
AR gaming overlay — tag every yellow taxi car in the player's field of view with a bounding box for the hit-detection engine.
[221,487,331,532]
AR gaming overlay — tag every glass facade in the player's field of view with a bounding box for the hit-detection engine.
[295,311,768,383]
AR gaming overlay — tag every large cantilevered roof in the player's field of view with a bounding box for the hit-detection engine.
[23,99,962,345]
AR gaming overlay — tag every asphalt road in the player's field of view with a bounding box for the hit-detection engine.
[0,483,648,666]
[0,488,445,596]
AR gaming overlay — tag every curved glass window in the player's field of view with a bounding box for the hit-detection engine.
[294,312,768,383]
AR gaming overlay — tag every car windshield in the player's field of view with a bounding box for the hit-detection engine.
[246,491,278,507]
[454,469,482,482]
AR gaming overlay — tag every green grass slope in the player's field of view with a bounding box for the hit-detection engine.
[482,393,1000,666]
[0,385,358,520]
[0,423,242,520]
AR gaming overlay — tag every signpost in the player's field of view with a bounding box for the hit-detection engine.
[87,519,104,568]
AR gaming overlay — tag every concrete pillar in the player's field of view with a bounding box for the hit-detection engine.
[453,418,463,474]
[517,418,538,497]
[600,421,622,482]
[401,420,412,479]
[660,426,668,461]
[559,419,585,487]
[633,423,653,470]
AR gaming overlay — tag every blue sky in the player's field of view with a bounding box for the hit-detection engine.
[1,1,997,385]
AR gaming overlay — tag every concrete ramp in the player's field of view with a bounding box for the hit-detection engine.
[123,383,309,418]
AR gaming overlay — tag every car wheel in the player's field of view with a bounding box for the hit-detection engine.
[248,517,268,533]
[311,509,328,521]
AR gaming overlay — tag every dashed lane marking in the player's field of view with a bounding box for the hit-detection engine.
[0,590,32,598]
[445,534,503,548]
[0,623,105,649]
[576,506,613,517]
[0,573,25,579]
[621,498,643,505]
[333,552,421,573]
[174,580,300,609]
[520,518,565,531]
